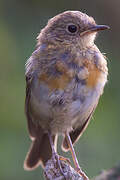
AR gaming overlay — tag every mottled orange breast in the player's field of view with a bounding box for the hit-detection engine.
[39,73,71,90]
[84,60,101,88]
[38,61,74,90]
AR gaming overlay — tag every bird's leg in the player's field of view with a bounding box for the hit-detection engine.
[65,132,89,180]
[48,132,68,179]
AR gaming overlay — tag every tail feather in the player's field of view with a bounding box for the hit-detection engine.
[24,133,57,170]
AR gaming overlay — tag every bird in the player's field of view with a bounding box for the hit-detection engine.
[24,10,109,179]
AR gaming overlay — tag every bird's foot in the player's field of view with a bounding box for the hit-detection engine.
[75,167,89,180]
[52,152,68,179]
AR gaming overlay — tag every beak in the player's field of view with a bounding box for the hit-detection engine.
[80,25,110,36]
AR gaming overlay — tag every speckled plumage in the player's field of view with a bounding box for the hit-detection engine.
[24,11,109,171]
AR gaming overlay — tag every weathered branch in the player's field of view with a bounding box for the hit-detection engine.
[44,157,84,180]
[44,156,120,180]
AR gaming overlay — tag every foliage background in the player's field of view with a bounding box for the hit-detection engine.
[0,0,120,179]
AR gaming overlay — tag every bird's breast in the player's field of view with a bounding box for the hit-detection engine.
[38,61,75,90]
[38,57,107,92]
[83,59,102,88]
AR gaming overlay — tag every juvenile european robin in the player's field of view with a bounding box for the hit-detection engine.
[24,11,109,179]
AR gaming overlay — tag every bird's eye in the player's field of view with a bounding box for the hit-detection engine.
[67,24,78,34]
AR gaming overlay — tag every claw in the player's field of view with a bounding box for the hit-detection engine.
[52,152,68,179]
[76,167,89,180]
[59,155,71,165]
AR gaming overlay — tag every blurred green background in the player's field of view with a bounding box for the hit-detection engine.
[0,0,120,179]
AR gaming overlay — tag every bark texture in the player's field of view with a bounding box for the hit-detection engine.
[44,157,120,180]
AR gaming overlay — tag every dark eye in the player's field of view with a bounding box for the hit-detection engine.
[67,24,78,33]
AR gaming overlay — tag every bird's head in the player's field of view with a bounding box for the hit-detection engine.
[38,11,109,49]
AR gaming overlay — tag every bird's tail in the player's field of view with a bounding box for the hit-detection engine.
[24,133,57,170]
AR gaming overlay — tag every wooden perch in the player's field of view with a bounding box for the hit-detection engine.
[44,157,84,180]
[44,156,120,180]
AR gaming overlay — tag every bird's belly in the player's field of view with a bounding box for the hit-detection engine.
[49,77,107,134]
[50,89,99,134]
[30,74,106,134]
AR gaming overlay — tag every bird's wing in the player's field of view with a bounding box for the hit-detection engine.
[25,74,42,139]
